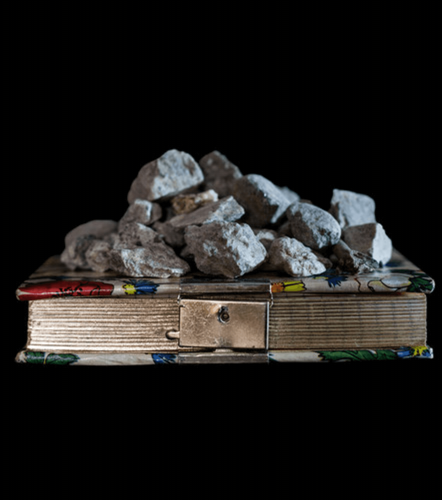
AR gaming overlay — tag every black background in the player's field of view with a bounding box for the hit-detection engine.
[4,6,440,438]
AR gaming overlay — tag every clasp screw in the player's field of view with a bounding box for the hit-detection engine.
[218,306,230,324]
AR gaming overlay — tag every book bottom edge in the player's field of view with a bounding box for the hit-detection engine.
[15,346,434,365]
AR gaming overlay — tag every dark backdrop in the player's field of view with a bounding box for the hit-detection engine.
[5,7,440,431]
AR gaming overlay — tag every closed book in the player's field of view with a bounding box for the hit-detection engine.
[14,248,435,364]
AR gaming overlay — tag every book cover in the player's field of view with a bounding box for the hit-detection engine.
[14,249,435,364]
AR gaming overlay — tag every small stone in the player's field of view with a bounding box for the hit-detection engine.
[152,221,185,248]
[286,202,341,250]
[152,196,244,248]
[184,221,267,278]
[252,228,278,251]
[278,186,301,204]
[332,239,379,274]
[199,151,243,197]
[61,235,98,270]
[342,223,392,265]
[118,199,162,231]
[180,244,194,261]
[171,189,219,215]
[233,174,291,228]
[330,189,376,229]
[267,237,327,276]
[85,240,113,273]
[127,149,204,203]
[119,222,163,248]
[61,220,118,270]
[277,220,292,237]
[104,232,127,250]
[168,196,245,230]
[64,220,118,248]
[108,243,191,278]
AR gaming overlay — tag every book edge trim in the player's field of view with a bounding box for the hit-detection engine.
[15,346,434,365]
[15,249,436,301]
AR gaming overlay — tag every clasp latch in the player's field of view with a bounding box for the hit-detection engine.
[178,299,268,350]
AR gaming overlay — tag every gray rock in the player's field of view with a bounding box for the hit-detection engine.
[64,220,118,248]
[168,196,245,230]
[152,221,185,248]
[277,220,292,237]
[342,223,392,265]
[233,174,291,228]
[199,151,243,197]
[128,149,204,203]
[267,237,327,276]
[61,220,118,270]
[127,177,150,205]
[171,189,218,215]
[252,228,278,251]
[118,199,162,231]
[332,239,379,274]
[330,189,376,229]
[108,243,191,278]
[165,194,245,254]
[184,221,267,278]
[286,202,341,250]
[278,186,301,204]
[119,222,163,248]
[61,235,98,270]
[85,240,113,273]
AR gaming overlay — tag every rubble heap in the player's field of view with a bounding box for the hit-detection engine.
[61,149,392,278]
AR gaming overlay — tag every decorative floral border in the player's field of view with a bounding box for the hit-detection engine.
[15,249,435,301]
[15,346,433,365]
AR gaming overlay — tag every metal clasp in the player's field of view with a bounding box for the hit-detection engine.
[178,299,268,350]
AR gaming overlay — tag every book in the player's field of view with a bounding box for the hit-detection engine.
[14,248,435,364]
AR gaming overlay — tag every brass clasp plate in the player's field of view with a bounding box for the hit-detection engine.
[179,299,268,349]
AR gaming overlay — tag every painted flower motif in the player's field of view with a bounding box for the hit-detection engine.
[317,349,397,362]
[17,280,114,300]
[271,280,306,293]
[25,351,80,365]
[122,279,159,295]
[396,346,431,358]
[367,271,434,293]
[388,270,434,293]
[152,353,176,364]
[313,270,349,288]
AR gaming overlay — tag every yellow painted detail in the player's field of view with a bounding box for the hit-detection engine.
[123,284,137,295]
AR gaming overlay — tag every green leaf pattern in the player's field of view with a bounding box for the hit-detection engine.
[25,351,80,365]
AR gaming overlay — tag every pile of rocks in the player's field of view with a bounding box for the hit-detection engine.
[60,149,392,278]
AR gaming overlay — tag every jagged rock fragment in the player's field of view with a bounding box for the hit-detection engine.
[277,220,292,237]
[286,202,341,250]
[253,228,278,251]
[233,174,291,228]
[152,221,185,248]
[184,221,267,278]
[160,193,245,253]
[342,223,392,265]
[85,240,113,273]
[171,189,218,215]
[128,149,204,203]
[61,235,98,270]
[64,220,118,248]
[278,186,301,204]
[108,243,191,278]
[118,199,162,231]
[266,237,327,276]
[61,220,118,270]
[330,189,376,229]
[168,196,245,230]
[119,222,163,248]
[199,151,243,197]
[332,239,379,274]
